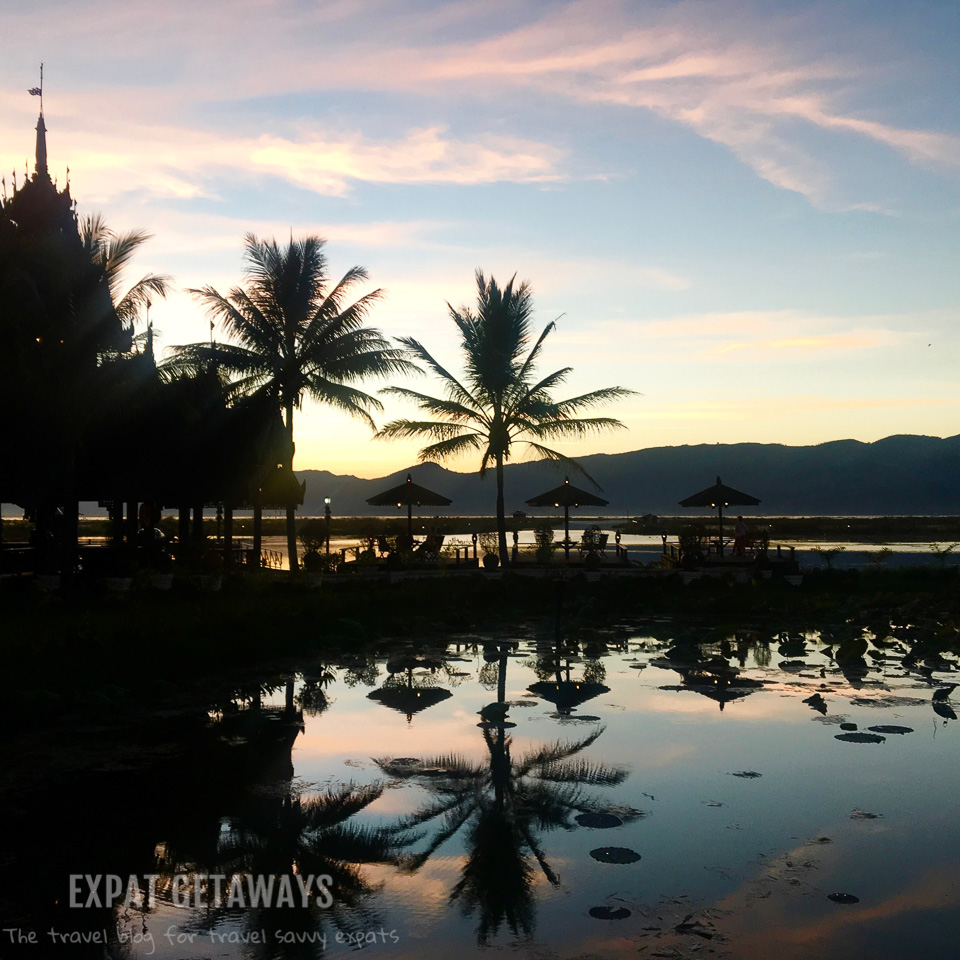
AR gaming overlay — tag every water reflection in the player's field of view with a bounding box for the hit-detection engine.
[137,682,408,960]
[367,654,453,721]
[374,643,632,944]
[3,614,958,959]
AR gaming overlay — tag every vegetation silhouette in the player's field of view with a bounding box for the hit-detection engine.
[164,234,412,569]
[376,270,633,566]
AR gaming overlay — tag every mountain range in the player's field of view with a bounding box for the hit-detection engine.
[294,434,960,518]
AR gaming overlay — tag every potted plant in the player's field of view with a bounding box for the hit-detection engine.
[534,522,555,565]
[479,532,499,569]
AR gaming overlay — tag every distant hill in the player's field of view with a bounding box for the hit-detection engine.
[294,434,960,517]
[57,434,955,520]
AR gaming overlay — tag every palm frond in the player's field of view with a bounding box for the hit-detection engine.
[394,337,481,413]
[518,442,599,486]
[115,273,172,327]
[532,759,628,787]
[514,320,558,386]
[417,433,486,462]
[378,387,484,423]
[523,417,628,440]
[514,729,604,777]
[538,385,638,417]
[375,418,477,443]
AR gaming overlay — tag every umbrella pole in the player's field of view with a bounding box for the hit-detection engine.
[718,503,724,557]
[408,503,413,539]
[564,505,571,560]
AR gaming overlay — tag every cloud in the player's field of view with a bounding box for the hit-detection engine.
[4,120,564,204]
[707,331,900,357]
[263,0,960,207]
[4,1,958,209]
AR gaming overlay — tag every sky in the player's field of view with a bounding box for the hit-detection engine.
[2,0,959,478]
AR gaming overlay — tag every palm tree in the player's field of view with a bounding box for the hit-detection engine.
[376,270,634,565]
[165,233,412,570]
[79,213,171,354]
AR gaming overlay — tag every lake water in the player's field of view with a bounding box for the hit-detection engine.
[256,531,957,571]
[7,621,958,959]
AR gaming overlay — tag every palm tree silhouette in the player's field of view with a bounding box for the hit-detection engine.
[377,270,633,565]
[375,649,632,944]
[165,234,411,569]
[79,213,171,352]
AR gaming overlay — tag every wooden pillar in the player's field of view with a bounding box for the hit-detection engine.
[61,499,79,587]
[125,500,138,545]
[224,505,234,568]
[178,506,190,547]
[111,502,124,546]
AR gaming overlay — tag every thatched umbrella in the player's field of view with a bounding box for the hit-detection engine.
[679,476,760,557]
[526,477,609,559]
[366,473,452,538]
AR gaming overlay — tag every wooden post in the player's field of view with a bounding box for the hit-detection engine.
[178,506,190,550]
[224,505,234,568]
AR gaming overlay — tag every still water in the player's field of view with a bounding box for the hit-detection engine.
[257,532,957,571]
[7,624,958,959]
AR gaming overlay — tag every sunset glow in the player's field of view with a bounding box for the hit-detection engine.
[3,0,958,476]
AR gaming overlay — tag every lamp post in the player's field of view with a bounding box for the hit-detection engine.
[324,498,331,556]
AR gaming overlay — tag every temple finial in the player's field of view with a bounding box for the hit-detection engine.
[35,116,48,179]
[30,64,48,179]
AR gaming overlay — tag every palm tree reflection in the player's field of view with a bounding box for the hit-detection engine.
[151,679,400,957]
[375,646,631,945]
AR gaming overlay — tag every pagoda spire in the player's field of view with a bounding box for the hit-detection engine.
[35,115,48,179]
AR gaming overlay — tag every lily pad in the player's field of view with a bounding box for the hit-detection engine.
[576,812,623,828]
[729,770,762,778]
[839,722,858,731]
[589,906,631,920]
[803,693,828,714]
[851,808,883,820]
[835,732,885,743]
[590,846,641,864]
[867,725,913,735]
[827,892,860,904]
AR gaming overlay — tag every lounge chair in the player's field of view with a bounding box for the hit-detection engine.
[578,532,608,557]
[413,534,444,561]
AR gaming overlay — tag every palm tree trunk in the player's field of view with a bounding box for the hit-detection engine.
[284,399,299,572]
[495,453,508,567]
